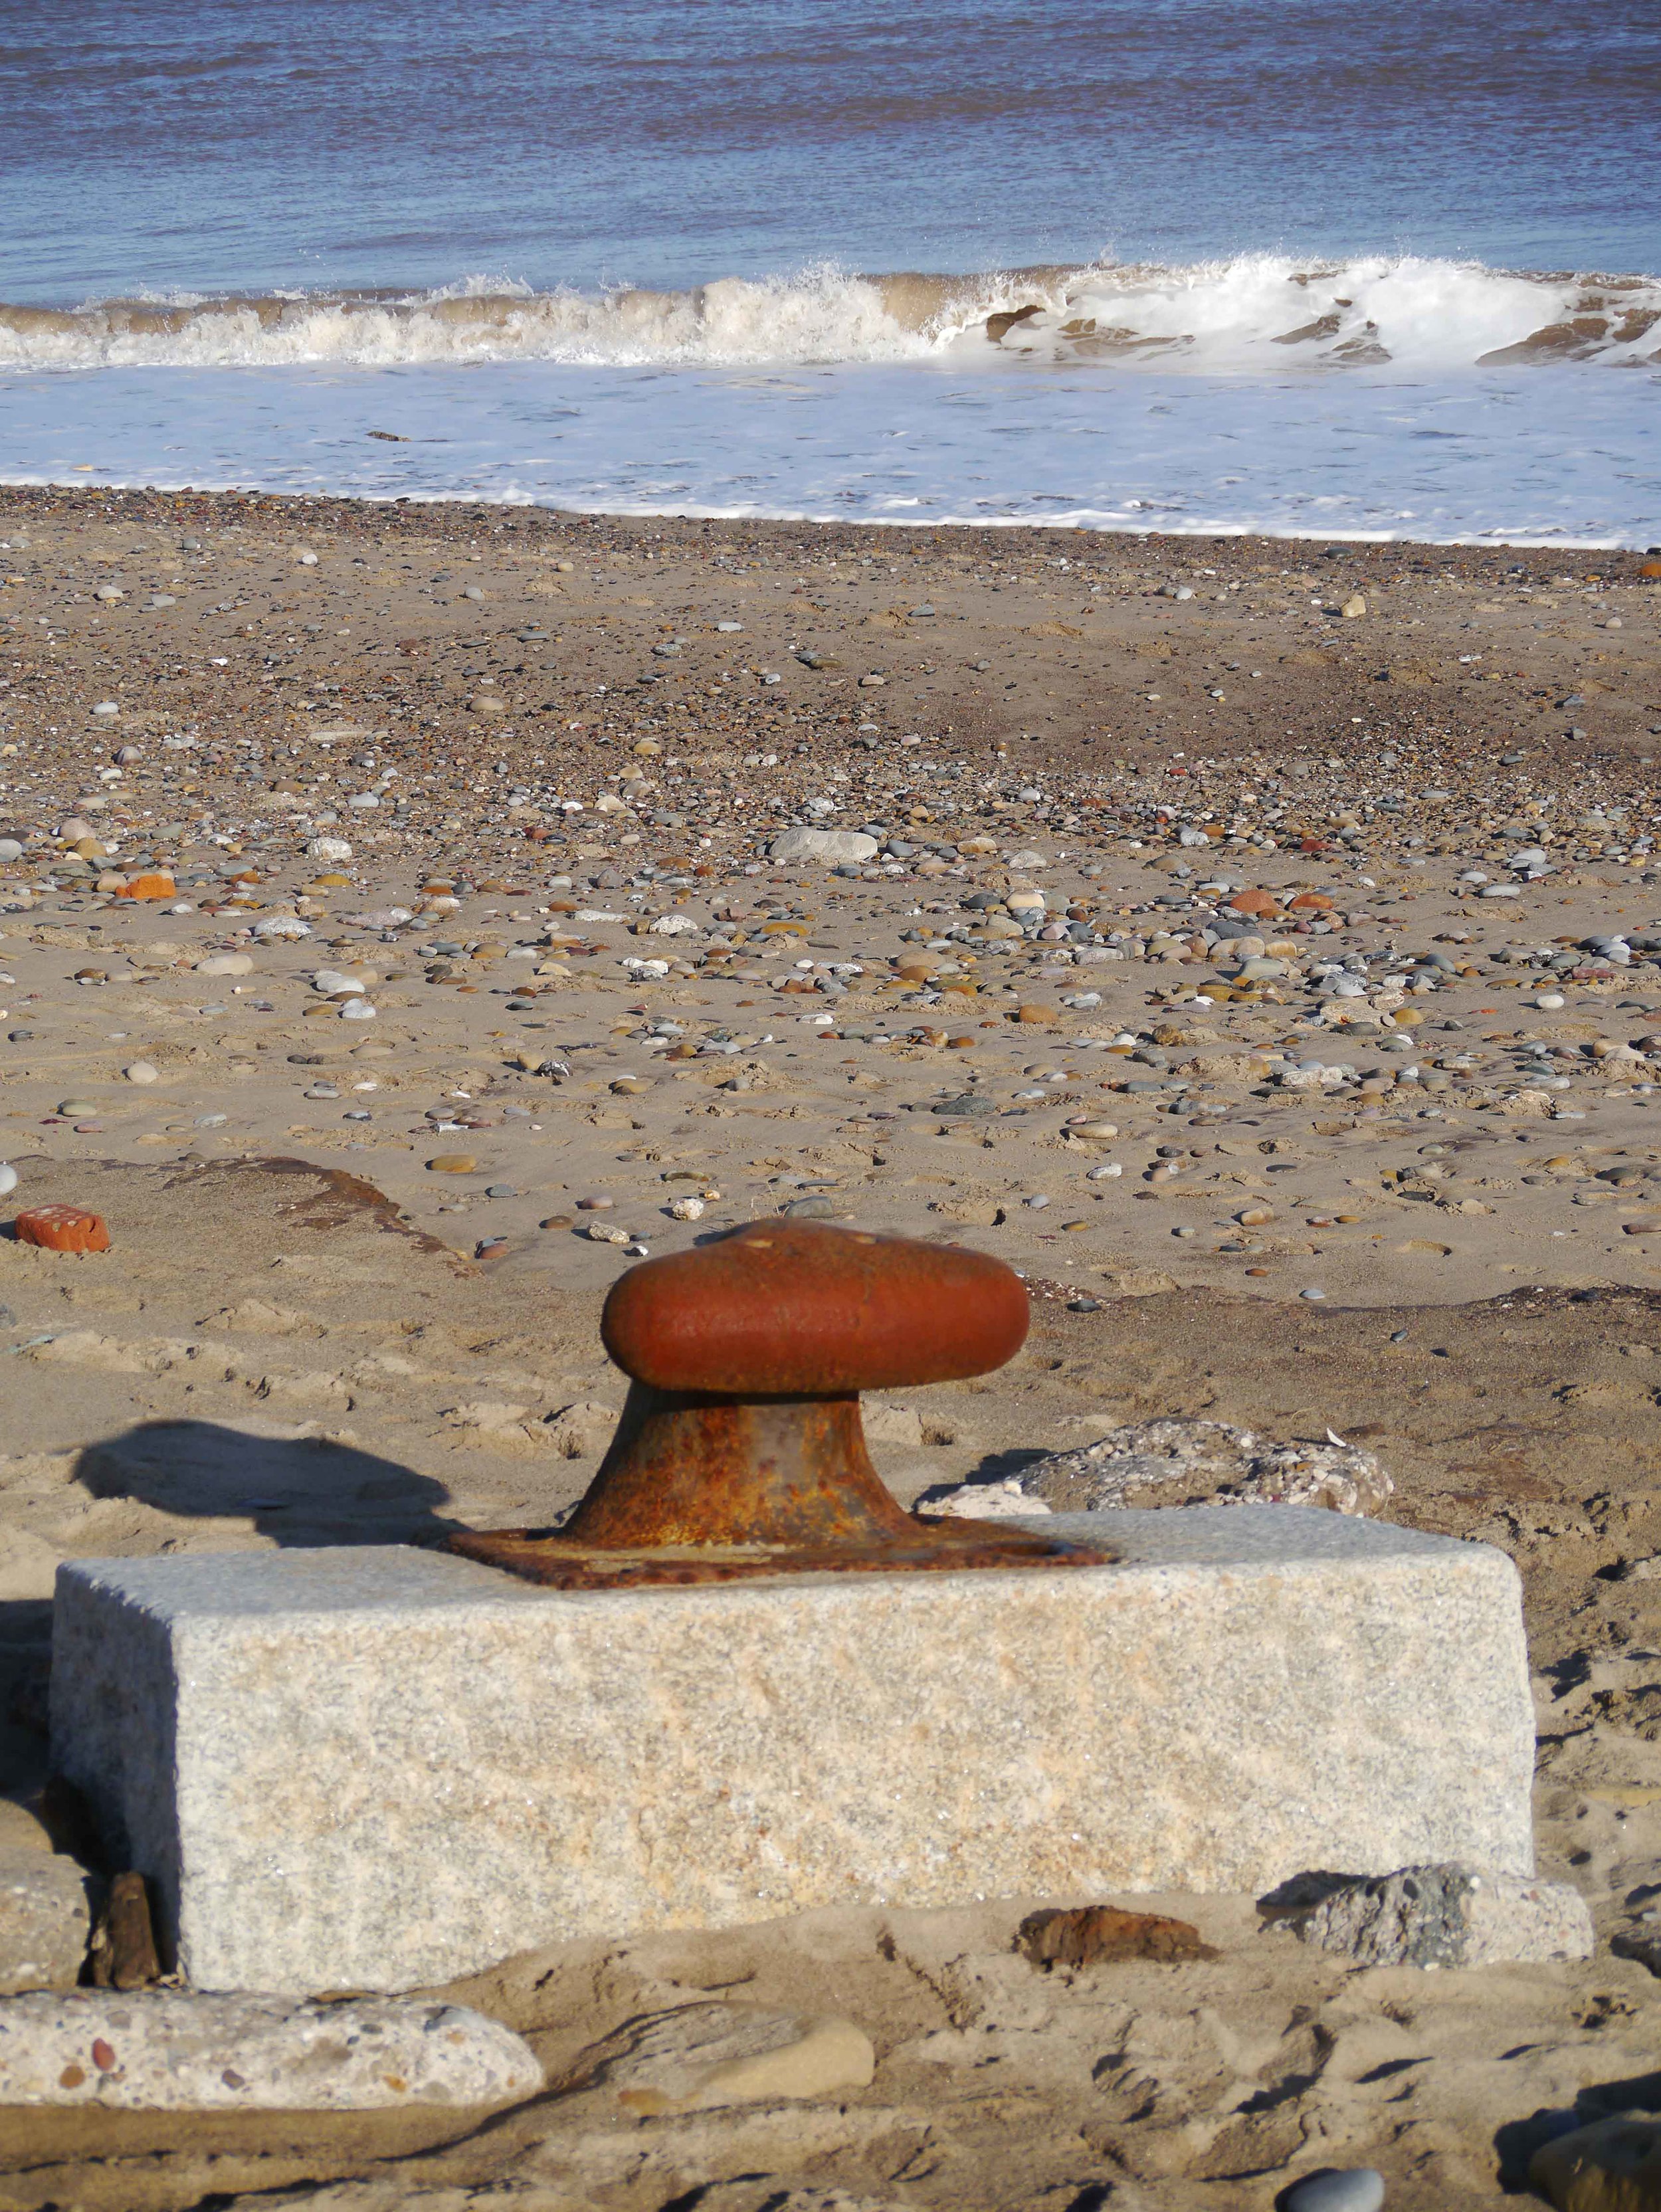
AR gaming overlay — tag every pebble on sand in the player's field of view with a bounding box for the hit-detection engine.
[1284,2172,1385,2212]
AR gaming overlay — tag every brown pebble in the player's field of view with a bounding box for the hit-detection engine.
[1018,1904,1217,1969]
[1015,1005,1055,1025]
[427,1154,478,1174]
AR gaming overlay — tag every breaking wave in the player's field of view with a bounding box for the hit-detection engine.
[1,256,1658,373]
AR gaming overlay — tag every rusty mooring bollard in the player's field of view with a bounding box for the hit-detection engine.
[447,1220,1113,1587]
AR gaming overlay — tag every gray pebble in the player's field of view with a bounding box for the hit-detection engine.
[484,1183,517,1199]
[1284,2171,1385,2212]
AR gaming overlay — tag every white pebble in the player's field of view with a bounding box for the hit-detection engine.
[1284,2170,1385,2212]
[0,1163,16,1197]
[124,1062,159,1085]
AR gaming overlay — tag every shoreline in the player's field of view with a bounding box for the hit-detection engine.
[2,477,1655,559]
[3,474,1657,557]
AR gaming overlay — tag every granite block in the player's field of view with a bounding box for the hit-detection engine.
[49,1509,1534,1993]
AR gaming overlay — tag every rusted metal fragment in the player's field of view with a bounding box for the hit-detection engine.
[1017,1904,1219,1970]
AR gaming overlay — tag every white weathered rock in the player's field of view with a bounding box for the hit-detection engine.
[0,1990,541,2107]
[592,2002,874,2115]
[52,1514,1533,1994]
[194,951,253,977]
[1273,1862,1593,1967]
[919,1476,1052,1520]
[306,836,353,861]
[769,827,878,864]
[0,1851,93,1994]
[1019,1417,1392,1517]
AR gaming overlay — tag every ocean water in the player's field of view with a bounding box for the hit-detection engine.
[2,0,1658,544]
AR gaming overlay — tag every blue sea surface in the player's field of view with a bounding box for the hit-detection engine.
[1,0,1656,542]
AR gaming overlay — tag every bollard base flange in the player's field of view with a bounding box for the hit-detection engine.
[444,1518,1115,1589]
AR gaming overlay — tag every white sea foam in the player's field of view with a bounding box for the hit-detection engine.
[2,353,1656,546]
[1,256,1656,372]
[994,255,1660,371]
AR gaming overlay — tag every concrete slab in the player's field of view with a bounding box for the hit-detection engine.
[50,1510,1533,1993]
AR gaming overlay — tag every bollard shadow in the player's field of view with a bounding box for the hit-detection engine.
[70,1419,458,1552]
[0,1606,54,1800]
[961,1446,1054,1484]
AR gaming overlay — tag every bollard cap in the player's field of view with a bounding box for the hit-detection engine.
[602,1220,1029,1396]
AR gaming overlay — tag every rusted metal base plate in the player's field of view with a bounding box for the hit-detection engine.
[445,1519,1116,1589]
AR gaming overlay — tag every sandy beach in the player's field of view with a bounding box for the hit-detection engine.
[3,487,1661,2207]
